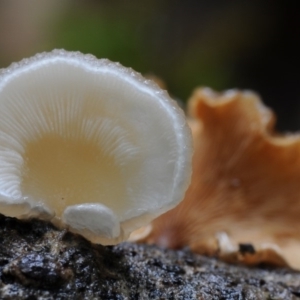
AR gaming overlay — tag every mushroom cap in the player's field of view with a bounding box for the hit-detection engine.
[0,50,193,245]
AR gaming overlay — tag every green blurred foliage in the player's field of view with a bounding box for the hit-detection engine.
[53,7,147,71]
[49,1,236,101]
[0,1,270,101]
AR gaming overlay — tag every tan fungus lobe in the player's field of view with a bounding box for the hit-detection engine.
[136,88,300,269]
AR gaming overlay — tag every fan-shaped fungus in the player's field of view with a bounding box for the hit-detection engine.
[142,88,300,269]
[0,50,193,245]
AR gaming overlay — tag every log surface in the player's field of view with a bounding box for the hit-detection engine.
[1,214,300,300]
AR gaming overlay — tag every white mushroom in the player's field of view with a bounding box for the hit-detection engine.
[0,50,193,245]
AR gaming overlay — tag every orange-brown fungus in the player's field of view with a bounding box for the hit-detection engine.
[137,87,300,269]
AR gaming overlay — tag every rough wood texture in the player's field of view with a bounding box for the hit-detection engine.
[1,214,300,300]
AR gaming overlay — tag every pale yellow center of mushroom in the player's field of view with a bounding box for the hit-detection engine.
[20,134,128,216]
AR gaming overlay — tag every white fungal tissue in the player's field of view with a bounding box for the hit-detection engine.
[0,50,193,244]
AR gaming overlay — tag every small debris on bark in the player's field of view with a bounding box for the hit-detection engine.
[1,213,300,300]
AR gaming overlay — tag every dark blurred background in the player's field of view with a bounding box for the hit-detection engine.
[0,0,299,130]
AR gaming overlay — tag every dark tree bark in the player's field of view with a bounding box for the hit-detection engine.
[1,213,300,299]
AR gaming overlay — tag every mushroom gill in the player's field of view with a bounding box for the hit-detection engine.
[0,50,193,245]
[140,88,300,269]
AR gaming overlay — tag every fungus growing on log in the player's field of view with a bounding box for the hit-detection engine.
[140,88,300,269]
[0,50,193,245]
